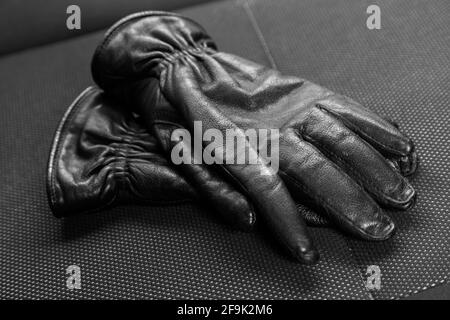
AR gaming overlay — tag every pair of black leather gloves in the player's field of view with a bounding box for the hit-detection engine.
[47,12,418,263]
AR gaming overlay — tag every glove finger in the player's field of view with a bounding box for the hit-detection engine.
[390,152,419,177]
[300,106,416,210]
[280,129,395,240]
[153,122,256,231]
[133,77,258,231]
[162,60,319,263]
[296,203,331,227]
[223,148,319,264]
[158,121,318,263]
[380,115,419,177]
[381,115,400,129]
[315,95,418,175]
[177,162,257,231]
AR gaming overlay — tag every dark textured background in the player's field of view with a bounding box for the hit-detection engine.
[0,0,214,55]
[0,0,448,299]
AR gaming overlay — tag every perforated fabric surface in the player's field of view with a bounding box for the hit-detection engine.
[241,0,449,300]
[0,0,218,56]
[0,0,448,299]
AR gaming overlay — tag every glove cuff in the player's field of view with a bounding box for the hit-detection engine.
[91,11,216,92]
[47,87,107,217]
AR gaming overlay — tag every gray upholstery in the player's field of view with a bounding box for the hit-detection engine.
[0,0,217,56]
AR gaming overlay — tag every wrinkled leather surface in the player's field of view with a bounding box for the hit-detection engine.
[92,12,418,263]
[48,85,331,227]
[47,86,257,229]
[47,86,195,217]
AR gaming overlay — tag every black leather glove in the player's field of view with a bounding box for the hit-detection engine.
[48,86,332,226]
[47,86,257,230]
[47,87,330,226]
[91,12,418,263]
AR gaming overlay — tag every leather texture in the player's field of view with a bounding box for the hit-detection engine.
[46,86,257,230]
[91,11,418,263]
[49,86,415,230]
[47,85,332,227]
[47,86,194,216]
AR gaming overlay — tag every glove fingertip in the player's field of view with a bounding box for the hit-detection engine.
[296,246,320,265]
[360,214,396,241]
[235,210,257,232]
[399,151,419,177]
